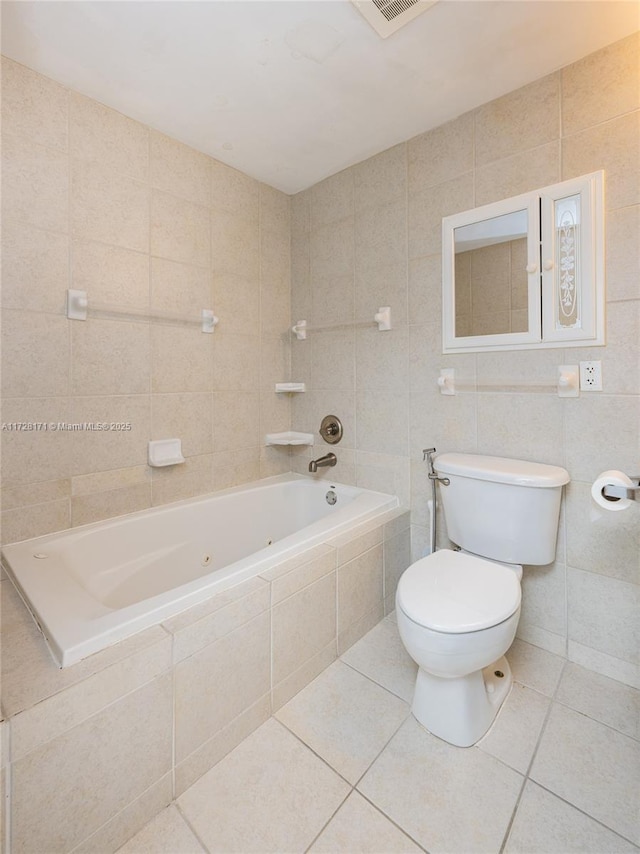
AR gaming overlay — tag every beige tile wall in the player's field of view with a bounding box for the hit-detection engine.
[0,509,410,851]
[291,32,640,688]
[0,57,292,544]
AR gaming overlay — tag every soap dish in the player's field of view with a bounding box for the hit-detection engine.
[148,438,186,467]
[265,431,314,446]
[275,383,306,393]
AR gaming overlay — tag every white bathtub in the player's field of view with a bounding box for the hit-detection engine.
[2,474,398,667]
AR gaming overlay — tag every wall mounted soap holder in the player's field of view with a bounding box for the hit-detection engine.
[275,383,306,393]
[148,439,186,467]
[265,432,314,446]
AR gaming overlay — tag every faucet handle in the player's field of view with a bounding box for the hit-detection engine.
[320,415,343,445]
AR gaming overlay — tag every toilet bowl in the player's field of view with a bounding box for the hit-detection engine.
[396,548,521,747]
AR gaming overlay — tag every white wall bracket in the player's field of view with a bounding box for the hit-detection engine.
[201,309,219,334]
[558,365,579,397]
[66,289,88,321]
[437,368,455,395]
[374,306,391,331]
[291,320,308,340]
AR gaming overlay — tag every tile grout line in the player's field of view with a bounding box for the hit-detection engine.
[551,693,640,742]
[302,789,352,854]
[174,801,212,854]
[355,789,430,854]
[339,655,412,705]
[272,715,355,791]
[298,697,422,854]
[350,714,431,854]
[4,722,13,854]
[497,657,568,853]
[530,780,640,849]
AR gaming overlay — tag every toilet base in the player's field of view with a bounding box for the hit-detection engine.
[411,656,512,747]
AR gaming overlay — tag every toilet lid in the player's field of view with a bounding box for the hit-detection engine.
[397,549,521,633]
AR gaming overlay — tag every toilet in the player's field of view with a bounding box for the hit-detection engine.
[396,453,569,747]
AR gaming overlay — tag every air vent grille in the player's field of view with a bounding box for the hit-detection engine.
[372,0,420,23]
[351,0,438,38]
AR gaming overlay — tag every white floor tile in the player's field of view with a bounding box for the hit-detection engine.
[120,617,637,854]
[309,791,422,853]
[507,639,565,696]
[358,717,524,853]
[505,781,639,853]
[276,660,410,784]
[178,718,350,853]
[530,704,640,844]
[115,806,204,854]
[556,662,640,739]
[478,683,550,773]
[340,611,417,702]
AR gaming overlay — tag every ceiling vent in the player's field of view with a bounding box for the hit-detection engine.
[351,0,438,38]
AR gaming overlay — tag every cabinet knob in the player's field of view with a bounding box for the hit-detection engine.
[543,259,554,271]
[526,262,538,274]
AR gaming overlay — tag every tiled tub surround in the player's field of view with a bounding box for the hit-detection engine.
[1,55,293,547]
[1,508,410,853]
[3,475,398,666]
[290,32,640,688]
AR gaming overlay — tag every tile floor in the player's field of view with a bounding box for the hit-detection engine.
[118,614,639,854]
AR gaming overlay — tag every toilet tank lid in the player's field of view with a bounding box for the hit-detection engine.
[435,453,570,488]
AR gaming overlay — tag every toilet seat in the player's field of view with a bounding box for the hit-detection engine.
[396,549,521,633]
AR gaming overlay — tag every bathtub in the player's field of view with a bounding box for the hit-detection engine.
[2,473,398,668]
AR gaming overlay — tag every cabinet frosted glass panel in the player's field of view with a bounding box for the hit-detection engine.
[554,194,581,330]
[453,209,529,338]
[442,171,604,353]
[541,174,603,345]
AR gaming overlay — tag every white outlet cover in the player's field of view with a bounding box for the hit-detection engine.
[579,360,603,391]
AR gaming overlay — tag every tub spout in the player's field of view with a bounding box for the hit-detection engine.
[309,453,337,473]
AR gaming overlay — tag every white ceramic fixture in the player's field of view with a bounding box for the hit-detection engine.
[396,453,569,747]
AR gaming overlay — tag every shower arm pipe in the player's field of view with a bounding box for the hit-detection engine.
[292,307,391,340]
[423,447,450,554]
[65,289,219,333]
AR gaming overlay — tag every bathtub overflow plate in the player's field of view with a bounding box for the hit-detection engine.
[326,490,337,505]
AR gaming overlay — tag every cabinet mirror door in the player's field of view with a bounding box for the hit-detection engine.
[442,194,541,352]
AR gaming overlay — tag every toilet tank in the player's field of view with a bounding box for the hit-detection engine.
[435,453,570,565]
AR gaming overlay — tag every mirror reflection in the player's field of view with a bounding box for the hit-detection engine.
[454,209,529,337]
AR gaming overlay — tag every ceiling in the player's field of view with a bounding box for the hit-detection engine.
[2,1,639,194]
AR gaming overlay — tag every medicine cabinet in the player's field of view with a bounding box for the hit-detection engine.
[442,171,604,353]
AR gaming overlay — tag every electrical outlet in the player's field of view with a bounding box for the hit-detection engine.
[579,360,603,391]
